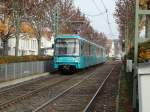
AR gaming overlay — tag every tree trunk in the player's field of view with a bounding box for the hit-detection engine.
[15,15,20,56]
[2,39,8,56]
[15,33,19,56]
[37,33,41,55]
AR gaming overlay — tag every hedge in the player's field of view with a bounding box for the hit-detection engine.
[0,55,53,64]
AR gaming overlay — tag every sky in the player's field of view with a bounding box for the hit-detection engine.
[73,0,119,39]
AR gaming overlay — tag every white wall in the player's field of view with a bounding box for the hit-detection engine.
[41,35,54,56]
[109,41,115,57]
[0,38,3,55]
[8,33,38,56]
[109,40,122,58]
[7,33,54,56]
[0,38,2,48]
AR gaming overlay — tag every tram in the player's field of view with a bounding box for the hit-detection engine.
[54,35,107,72]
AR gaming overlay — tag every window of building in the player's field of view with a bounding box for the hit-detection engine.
[33,40,35,49]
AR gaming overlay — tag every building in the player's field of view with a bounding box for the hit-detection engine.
[105,39,112,56]
[109,40,115,57]
[114,39,122,58]
[6,33,54,56]
[1,3,54,56]
[0,38,2,48]
[0,38,3,55]
[40,27,54,56]
[8,33,38,56]
[109,39,122,58]
[41,35,54,56]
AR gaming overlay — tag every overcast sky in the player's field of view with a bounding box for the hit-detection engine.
[73,0,119,39]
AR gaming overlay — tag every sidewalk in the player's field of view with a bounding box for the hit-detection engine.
[0,73,49,89]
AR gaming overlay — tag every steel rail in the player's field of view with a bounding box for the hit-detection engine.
[0,75,55,95]
[82,67,115,112]
[0,78,70,109]
[33,70,97,112]
[0,67,95,110]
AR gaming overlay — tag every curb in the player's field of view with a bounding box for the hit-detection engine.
[0,72,50,89]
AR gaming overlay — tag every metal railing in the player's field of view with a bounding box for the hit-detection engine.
[0,61,52,82]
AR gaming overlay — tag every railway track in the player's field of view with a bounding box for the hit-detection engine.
[32,63,116,112]
[0,75,71,110]
[0,62,120,112]
[0,74,64,104]
[83,63,121,112]
[0,75,51,92]
[82,68,114,112]
[0,64,101,112]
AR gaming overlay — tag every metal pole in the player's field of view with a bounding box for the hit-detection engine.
[52,4,60,38]
[125,25,127,56]
[124,0,129,57]
[133,0,139,109]
[13,1,20,56]
[145,1,150,38]
[56,5,59,36]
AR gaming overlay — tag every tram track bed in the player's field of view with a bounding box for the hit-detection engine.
[0,64,99,112]
[0,74,65,104]
[0,61,121,112]
[84,62,121,112]
[0,74,50,92]
[33,64,116,112]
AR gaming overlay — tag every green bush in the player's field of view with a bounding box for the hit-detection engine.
[0,55,53,64]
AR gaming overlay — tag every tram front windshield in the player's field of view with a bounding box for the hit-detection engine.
[55,38,79,56]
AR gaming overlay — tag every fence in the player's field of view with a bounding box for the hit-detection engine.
[0,61,52,82]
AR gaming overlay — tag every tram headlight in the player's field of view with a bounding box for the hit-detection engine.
[74,57,80,62]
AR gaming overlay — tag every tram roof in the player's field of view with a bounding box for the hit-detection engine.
[56,34,81,39]
[56,34,105,49]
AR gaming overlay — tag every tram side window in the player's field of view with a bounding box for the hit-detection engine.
[99,48,102,57]
[96,48,97,57]
[95,48,97,57]
[98,48,101,57]
[103,49,106,56]
[82,42,87,55]
[89,44,92,56]
[100,48,102,57]
[96,47,99,57]
[86,43,88,55]
[99,48,101,57]
[90,45,93,56]
[96,47,97,57]
[82,42,94,56]
[87,43,90,56]
[83,42,86,55]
